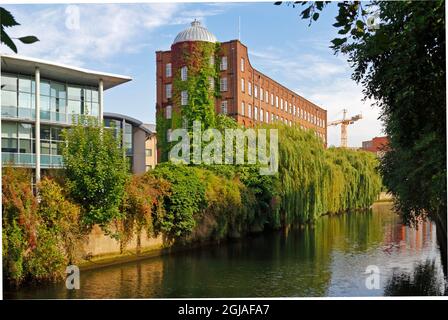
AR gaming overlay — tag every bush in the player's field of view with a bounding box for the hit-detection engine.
[2,169,83,284]
[149,163,207,241]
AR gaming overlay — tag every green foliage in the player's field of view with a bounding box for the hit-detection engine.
[0,7,39,53]
[149,163,207,241]
[280,1,446,231]
[61,116,130,230]
[272,123,382,224]
[37,178,84,265]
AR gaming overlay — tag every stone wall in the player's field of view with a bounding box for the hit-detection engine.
[82,225,164,263]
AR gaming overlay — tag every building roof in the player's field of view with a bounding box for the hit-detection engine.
[1,54,131,90]
[103,112,154,136]
[173,20,217,44]
[142,123,156,133]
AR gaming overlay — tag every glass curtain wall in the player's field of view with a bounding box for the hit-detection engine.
[1,73,99,124]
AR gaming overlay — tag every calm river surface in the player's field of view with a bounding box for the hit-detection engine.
[6,203,446,298]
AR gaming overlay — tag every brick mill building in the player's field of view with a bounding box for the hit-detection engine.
[156,20,327,160]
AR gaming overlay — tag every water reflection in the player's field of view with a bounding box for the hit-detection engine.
[5,203,446,298]
[384,260,446,296]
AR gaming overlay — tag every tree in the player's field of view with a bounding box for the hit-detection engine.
[276,1,446,230]
[1,7,39,53]
[61,117,130,230]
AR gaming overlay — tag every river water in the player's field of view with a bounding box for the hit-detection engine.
[6,203,446,298]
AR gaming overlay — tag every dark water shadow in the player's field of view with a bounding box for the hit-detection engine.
[384,259,447,296]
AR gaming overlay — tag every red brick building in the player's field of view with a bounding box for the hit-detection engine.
[156,21,327,159]
[362,136,390,156]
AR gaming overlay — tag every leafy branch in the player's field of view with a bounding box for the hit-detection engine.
[1,7,39,53]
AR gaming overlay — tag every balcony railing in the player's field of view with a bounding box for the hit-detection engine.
[1,152,64,168]
[1,107,87,125]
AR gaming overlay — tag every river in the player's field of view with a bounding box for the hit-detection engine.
[5,203,446,298]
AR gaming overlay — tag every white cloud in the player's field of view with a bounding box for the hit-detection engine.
[1,3,225,67]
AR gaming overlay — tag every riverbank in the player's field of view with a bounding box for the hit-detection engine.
[78,202,393,272]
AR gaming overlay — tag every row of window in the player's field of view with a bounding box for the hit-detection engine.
[240,80,325,128]
[165,56,244,78]
[1,121,64,155]
[1,73,100,120]
[164,71,227,102]
[240,101,325,130]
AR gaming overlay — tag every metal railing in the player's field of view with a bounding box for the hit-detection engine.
[1,152,64,168]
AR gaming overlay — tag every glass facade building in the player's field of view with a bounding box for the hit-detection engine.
[104,113,155,174]
[1,54,131,180]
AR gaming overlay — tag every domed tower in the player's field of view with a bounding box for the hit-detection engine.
[170,19,218,108]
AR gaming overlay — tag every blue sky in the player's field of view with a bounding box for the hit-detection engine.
[1,1,384,147]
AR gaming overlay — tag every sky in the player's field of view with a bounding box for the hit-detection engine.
[1,1,385,147]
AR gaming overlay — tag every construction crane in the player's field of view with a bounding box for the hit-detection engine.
[327,109,362,148]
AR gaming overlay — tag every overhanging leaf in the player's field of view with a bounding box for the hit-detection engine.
[17,35,39,44]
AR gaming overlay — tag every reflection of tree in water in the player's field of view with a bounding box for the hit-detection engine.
[384,260,446,296]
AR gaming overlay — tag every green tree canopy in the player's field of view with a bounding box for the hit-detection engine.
[61,117,130,230]
[277,1,446,228]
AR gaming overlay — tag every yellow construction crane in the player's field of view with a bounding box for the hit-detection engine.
[327,109,362,148]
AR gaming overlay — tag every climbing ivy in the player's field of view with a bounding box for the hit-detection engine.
[157,42,222,161]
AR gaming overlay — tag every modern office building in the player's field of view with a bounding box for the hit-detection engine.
[103,112,156,174]
[156,20,327,160]
[1,54,131,181]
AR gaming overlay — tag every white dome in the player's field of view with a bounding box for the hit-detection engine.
[173,20,217,44]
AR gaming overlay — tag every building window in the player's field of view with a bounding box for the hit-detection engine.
[260,109,264,122]
[271,113,274,122]
[209,55,215,66]
[241,79,245,92]
[209,77,215,90]
[254,106,258,120]
[220,56,228,70]
[241,58,245,71]
[165,84,172,99]
[280,98,283,110]
[248,104,252,118]
[167,129,172,141]
[271,93,274,106]
[260,88,263,101]
[266,111,269,123]
[276,96,279,108]
[221,101,228,114]
[220,77,228,92]
[248,82,252,96]
[181,66,188,81]
[146,148,152,157]
[265,90,269,103]
[181,90,188,106]
[241,102,245,116]
[166,63,172,77]
[293,105,297,116]
[166,105,172,119]
[254,85,258,98]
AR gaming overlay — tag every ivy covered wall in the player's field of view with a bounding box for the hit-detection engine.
[157,41,222,161]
